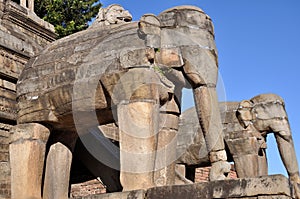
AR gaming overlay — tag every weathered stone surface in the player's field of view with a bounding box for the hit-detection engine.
[118,100,159,191]
[20,0,34,11]
[14,4,230,191]
[90,4,132,28]
[154,128,177,186]
[0,1,54,198]
[236,93,300,196]
[16,5,218,136]
[9,123,50,199]
[73,190,146,199]
[0,1,56,49]
[177,101,234,167]
[43,142,72,199]
[146,175,291,199]
[10,123,50,143]
[139,14,161,48]
[72,175,292,199]
[178,93,300,197]
[193,86,230,180]
[176,101,262,167]
[0,0,56,127]
[177,106,209,166]
[0,123,12,199]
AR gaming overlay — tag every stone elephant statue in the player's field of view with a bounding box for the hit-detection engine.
[177,93,300,198]
[10,5,229,198]
[237,93,300,199]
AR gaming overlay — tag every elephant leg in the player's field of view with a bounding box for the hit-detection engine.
[257,148,268,176]
[117,99,159,191]
[9,123,50,199]
[226,135,268,178]
[154,110,178,186]
[275,131,299,177]
[193,86,230,180]
[275,131,300,198]
[43,142,72,199]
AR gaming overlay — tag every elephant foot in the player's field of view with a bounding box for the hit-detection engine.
[290,173,300,199]
[293,183,300,199]
[209,161,231,181]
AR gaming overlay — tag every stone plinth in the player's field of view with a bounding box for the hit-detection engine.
[72,175,294,199]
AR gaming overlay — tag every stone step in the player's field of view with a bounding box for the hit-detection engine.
[71,175,293,199]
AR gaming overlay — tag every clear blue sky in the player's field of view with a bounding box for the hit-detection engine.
[99,0,300,177]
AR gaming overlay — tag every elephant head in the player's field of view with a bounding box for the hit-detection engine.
[236,100,254,129]
[156,6,230,180]
[237,93,290,137]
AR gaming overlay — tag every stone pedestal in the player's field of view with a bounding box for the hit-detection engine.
[71,175,294,199]
[43,142,72,199]
[9,123,50,199]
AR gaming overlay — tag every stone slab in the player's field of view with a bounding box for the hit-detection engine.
[72,175,293,199]
[73,190,146,199]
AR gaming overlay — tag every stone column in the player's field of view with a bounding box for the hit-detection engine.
[28,0,34,12]
[20,0,26,8]
[43,142,72,199]
[118,100,159,191]
[19,0,34,11]
[9,123,50,199]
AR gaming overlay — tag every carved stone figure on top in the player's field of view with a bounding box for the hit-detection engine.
[90,4,132,28]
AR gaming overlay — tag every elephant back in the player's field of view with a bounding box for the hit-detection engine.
[16,5,219,132]
[250,93,284,105]
[16,22,145,127]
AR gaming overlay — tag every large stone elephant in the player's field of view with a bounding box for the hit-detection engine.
[177,93,300,198]
[10,5,229,198]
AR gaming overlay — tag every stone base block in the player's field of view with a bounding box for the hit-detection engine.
[72,175,293,199]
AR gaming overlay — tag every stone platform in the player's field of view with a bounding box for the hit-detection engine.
[72,175,294,199]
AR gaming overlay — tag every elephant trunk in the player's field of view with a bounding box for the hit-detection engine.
[193,86,230,180]
[193,86,224,153]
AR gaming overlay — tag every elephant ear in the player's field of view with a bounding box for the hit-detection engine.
[138,14,161,48]
[237,100,254,129]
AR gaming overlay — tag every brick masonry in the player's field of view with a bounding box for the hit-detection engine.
[0,127,12,199]
[71,179,107,198]
[70,165,237,197]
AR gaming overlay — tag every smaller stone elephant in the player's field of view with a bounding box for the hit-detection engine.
[236,93,300,198]
[177,93,300,198]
